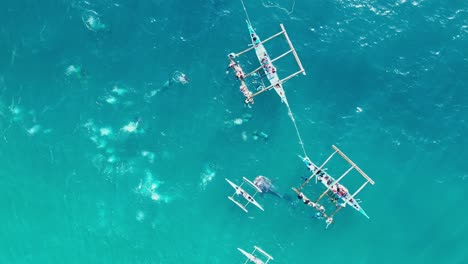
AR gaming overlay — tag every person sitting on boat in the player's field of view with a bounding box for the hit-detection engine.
[271,67,277,74]
[337,185,348,198]
[228,61,237,68]
[235,70,245,80]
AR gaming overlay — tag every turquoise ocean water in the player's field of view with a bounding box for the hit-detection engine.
[1,0,467,263]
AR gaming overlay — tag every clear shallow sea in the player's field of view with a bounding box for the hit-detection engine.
[0,0,467,263]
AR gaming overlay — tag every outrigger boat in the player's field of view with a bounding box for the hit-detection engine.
[226,177,264,212]
[292,145,375,228]
[238,246,274,264]
[227,21,306,105]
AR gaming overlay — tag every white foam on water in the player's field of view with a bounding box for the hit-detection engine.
[121,121,139,133]
[111,85,128,96]
[135,170,170,203]
[199,165,216,190]
[233,118,243,125]
[105,95,117,104]
[82,9,107,32]
[27,124,41,135]
[65,65,80,76]
[136,210,145,222]
[241,131,248,141]
[107,155,117,163]
[141,150,155,163]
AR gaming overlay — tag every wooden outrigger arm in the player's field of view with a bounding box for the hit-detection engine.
[280,24,306,76]
[244,49,293,78]
[332,145,375,185]
[315,165,355,204]
[298,150,338,191]
[250,69,305,99]
[234,29,286,57]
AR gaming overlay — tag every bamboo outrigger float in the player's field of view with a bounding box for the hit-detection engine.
[238,246,274,264]
[226,177,264,212]
[227,21,305,105]
[292,145,375,229]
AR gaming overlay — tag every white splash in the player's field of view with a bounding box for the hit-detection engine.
[99,127,112,136]
[172,71,189,84]
[200,165,216,190]
[107,155,117,163]
[136,210,145,222]
[112,85,127,96]
[241,131,248,141]
[105,95,117,104]
[233,118,243,125]
[27,124,41,135]
[356,107,363,113]
[141,150,155,163]
[135,171,170,203]
[65,65,81,76]
[121,121,139,133]
[82,10,107,32]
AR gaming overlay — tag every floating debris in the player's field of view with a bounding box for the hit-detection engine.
[356,107,363,113]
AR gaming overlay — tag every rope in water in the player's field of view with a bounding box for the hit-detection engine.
[240,0,253,25]
[285,101,308,158]
[240,0,309,158]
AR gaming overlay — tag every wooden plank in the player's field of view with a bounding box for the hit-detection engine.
[250,69,304,99]
[343,181,369,204]
[332,145,375,185]
[280,24,306,75]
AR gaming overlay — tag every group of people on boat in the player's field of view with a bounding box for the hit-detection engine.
[261,53,277,75]
[228,53,246,80]
[228,53,254,104]
[240,84,254,104]
[304,160,353,203]
[235,186,255,203]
